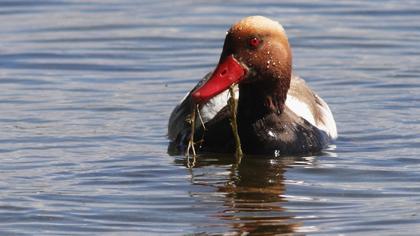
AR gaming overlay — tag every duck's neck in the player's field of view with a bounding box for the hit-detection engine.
[237,78,290,123]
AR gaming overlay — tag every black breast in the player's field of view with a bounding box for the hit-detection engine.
[240,107,329,155]
[194,106,329,156]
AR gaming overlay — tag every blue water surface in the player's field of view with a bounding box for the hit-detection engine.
[0,0,420,235]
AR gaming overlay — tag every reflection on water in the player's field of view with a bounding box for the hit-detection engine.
[176,155,316,235]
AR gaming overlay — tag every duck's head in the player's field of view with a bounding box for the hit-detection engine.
[192,16,292,103]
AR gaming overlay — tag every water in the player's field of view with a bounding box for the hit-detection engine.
[1,0,420,235]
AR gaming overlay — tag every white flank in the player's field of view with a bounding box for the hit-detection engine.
[315,95,338,139]
[199,85,239,122]
[286,94,337,140]
[285,95,316,126]
[200,90,230,122]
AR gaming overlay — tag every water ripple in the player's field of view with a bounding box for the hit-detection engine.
[1,0,420,235]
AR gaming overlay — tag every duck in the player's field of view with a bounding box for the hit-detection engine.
[168,16,337,156]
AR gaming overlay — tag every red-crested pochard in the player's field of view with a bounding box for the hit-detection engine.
[168,16,337,156]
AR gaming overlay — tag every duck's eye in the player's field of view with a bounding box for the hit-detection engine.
[249,37,261,48]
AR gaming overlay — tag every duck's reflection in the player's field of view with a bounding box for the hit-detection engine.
[175,154,307,235]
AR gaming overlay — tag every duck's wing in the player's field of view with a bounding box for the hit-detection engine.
[168,72,237,141]
[286,75,337,140]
